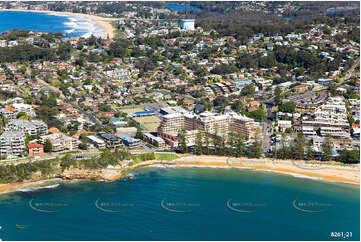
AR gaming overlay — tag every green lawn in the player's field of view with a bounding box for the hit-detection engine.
[155,153,179,161]
[131,152,179,163]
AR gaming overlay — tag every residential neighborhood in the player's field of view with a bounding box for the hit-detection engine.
[0,1,358,164]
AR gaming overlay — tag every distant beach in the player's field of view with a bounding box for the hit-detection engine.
[0,9,117,39]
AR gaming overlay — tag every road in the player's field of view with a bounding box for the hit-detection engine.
[343,57,359,81]
[69,102,104,128]
[262,104,274,153]
[37,78,66,99]
[261,121,273,153]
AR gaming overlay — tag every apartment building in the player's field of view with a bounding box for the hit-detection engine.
[158,113,185,140]
[277,120,292,132]
[6,119,48,136]
[232,115,256,139]
[157,109,255,147]
[12,103,36,117]
[197,112,231,135]
[301,96,350,137]
[99,133,122,149]
[143,132,166,148]
[0,131,26,157]
[87,135,106,149]
[0,109,16,120]
[320,127,349,137]
[28,143,44,156]
[314,103,348,124]
[116,134,141,149]
[41,133,78,152]
[302,126,316,136]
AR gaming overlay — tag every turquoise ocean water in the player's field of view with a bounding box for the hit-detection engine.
[0,11,104,38]
[0,167,359,241]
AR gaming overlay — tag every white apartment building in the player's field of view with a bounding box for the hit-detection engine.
[0,109,16,120]
[12,103,36,117]
[320,127,349,138]
[41,134,78,152]
[0,131,26,157]
[87,135,106,149]
[157,110,255,147]
[302,126,316,136]
[6,119,47,136]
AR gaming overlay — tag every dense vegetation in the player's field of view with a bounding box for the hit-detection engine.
[0,45,54,62]
[178,131,263,159]
[0,149,181,184]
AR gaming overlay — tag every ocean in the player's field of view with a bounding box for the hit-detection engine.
[0,11,104,38]
[0,167,359,241]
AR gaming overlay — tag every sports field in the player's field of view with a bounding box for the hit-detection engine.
[133,116,161,131]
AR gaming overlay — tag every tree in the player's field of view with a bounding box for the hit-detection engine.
[79,142,88,150]
[295,132,306,160]
[277,133,293,159]
[178,130,188,153]
[210,64,238,75]
[246,108,266,122]
[203,132,210,154]
[274,86,282,106]
[247,130,263,158]
[135,127,143,139]
[241,84,255,96]
[231,100,244,112]
[195,131,203,155]
[235,136,245,157]
[338,149,360,164]
[306,140,314,160]
[278,101,296,113]
[328,82,337,96]
[44,139,53,153]
[321,135,333,161]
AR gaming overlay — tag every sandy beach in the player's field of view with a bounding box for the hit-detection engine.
[167,155,360,185]
[0,155,359,195]
[0,9,117,39]
[0,178,62,195]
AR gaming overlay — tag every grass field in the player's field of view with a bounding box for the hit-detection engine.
[121,107,145,114]
[155,153,179,161]
[131,152,179,163]
[133,116,161,131]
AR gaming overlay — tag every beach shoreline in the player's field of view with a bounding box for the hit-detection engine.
[0,8,116,39]
[0,155,359,196]
[169,155,360,185]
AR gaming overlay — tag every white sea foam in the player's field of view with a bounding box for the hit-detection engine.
[46,13,105,38]
[19,184,60,192]
[145,164,324,181]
